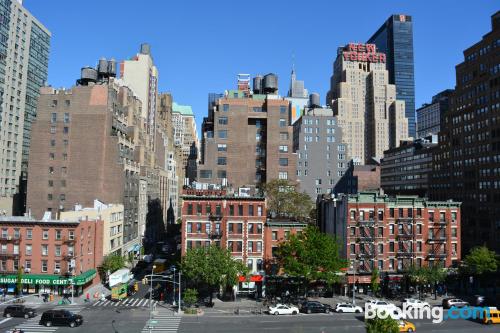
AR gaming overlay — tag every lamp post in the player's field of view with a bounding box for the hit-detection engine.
[178,271,181,314]
[148,265,156,333]
[172,267,176,306]
[351,259,356,305]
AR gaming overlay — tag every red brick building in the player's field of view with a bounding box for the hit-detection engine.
[317,191,461,292]
[0,216,103,296]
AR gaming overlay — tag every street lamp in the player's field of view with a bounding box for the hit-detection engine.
[148,265,156,333]
[172,266,176,306]
[351,258,357,305]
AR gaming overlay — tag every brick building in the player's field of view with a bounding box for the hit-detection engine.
[0,216,102,296]
[333,160,381,195]
[317,192,461,292]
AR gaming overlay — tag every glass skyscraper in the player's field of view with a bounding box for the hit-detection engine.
[368,14,416,138]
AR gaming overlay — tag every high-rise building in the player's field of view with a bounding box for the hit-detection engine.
[0,0,50,215]
[293,105,347,199]
[327,43,409,164]
[381,136,437,197]
[26,68,146,256]
[197,73,297,189]
[286,68,309,124]
[172,102,198,182]
[120,43,158,149]
[367,14,416,138]
[430,11,500,253]
[317,192,461,291]
[416,90,454,138]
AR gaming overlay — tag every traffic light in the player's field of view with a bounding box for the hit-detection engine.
[142,278,148,285]
[134,282,139,291]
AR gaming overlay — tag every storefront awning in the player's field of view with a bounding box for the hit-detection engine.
[0,269,97,287]
[239,275,263,282]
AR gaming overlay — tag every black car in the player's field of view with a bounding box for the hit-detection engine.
[3,305,36,319]
[39,310,83,328]
[300,301,333,314]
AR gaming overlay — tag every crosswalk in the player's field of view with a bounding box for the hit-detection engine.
[140,307,181,332]
[6,305,86,333]
[92,298,158,308]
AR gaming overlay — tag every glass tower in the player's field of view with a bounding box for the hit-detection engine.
[368,14,416,138]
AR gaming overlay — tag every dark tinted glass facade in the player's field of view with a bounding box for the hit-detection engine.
[368,14,416,138]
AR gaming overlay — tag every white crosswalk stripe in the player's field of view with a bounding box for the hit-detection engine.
[90,298,154,308]
[140,308,181,333]
[7,305,85,333]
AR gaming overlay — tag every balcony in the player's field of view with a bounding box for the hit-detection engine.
[63,253,75,260]
[397,233,414,239]
[208,213,223,221]
[209,230,223,240]
[0,270,18,275]
[0,235,21,243]
[0,251,19,259]
[357,236,374,243]
[357,218,376,226]
[358,252,376,258]
[62,237,75,245]
[397,217,414,223]
[426,236,446,243]
[396,251,415,258]
[434,219,448,226]
[427,252,447,259]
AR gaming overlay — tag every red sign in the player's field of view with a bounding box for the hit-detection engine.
[342,43,386,63]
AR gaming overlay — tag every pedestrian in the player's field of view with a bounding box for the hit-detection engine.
[101,292,105,301]
[86,293,90,302]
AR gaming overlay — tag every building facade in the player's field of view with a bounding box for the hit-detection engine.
[381,136,437,197]
[327,43,409,163]
[293,107,347,199]
[367,14,416,138]
[0,215,101,296]
[416,90,454,138]
[172,102,198,182]
[317,192,461,288]
[60,200,124,257]
[26,71,146,256]
[0,0,50,215]
[430,11,500,253]
[197,74,297,189]
[286,68,309,124]
[333,160,381,195]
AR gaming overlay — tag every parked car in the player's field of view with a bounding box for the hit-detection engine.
[3,305,36,319]
[39,310,83,328]
[474,295,496,307]
[334,303,363,313]
[299,301,333,314]
[399,320,416,332]
[366,300,397,311]
[401,298,430,310]
[442,298,469,309]
[268,304,299,315]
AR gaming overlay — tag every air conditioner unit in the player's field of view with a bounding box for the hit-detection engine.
[24,268,31,273]
[54,268,60,274]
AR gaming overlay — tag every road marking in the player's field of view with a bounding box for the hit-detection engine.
[0,317,12,324]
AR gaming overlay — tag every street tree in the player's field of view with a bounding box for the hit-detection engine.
[261,179,313,220]
[275,226,346,285]
[182,288,198,308]
[426,266,447,299]
[181,245,248,302]
[407,266,428,299]
[462,246,498,275]
[370,268,380,296]
[99,254,126,282]
[365,313,399,333]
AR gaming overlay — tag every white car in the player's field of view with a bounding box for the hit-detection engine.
[268,304,299,315]
[366,300,397,311]
[401,298,430,310]
[335,303,363,313]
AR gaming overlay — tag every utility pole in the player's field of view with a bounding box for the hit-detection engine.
[148,265,156,333]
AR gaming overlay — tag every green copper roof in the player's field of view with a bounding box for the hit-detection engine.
[172,102,193,116]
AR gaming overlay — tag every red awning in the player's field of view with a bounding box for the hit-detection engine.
[239,275,263,282]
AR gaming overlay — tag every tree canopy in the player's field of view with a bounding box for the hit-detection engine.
[462,246,498,275]
[275,226,346,284]
[181,245,248,299]
[261,179,313,220]
[100,254,126,274]
[371,268,380,295]
[366,314,399,333]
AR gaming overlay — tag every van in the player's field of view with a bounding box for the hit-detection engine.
[483,307,500,325]
[39,310,83,328]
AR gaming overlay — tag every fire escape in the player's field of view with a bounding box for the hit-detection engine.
[427,217,447,265]
[396,217,414,271]
[207,213,224,243]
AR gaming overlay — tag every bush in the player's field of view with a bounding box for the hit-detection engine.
[365,313,399,333]
[183,288,198,308]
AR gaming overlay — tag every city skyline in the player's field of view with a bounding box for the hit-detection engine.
[24,0,498,135]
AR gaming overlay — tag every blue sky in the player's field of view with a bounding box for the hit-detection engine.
[25,1,498,135]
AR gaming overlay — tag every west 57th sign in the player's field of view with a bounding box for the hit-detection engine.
[343,43,386,63]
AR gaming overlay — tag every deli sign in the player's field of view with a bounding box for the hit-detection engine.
[0,276,72,286]
[343,43,386,63]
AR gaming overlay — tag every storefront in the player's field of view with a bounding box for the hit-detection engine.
[0,269,96,296]
[238,274,264,298]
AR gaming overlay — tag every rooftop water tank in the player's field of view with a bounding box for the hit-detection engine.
[107,58,117,77]
[263,73,278,94]
[140,43,151,55]
[309,93,321,108]
[81,67,98,82]
[98,58,108,75]
[253,75,263,94]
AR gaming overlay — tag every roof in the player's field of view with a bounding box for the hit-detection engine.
[265,219,308,227]
[172,102,193,116]
[0,216,79,225]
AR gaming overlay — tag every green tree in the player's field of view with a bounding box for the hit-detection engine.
[370,268,380,296]
[426,266,447,300]
[183,288,198,308]
[261,179,313,220]
[407,266,428,299]
[99,254,126,282]
[16,267,23,296]
[181,245,248,302]
[462,246,498,275]
[365,313,400,333]
[275,226,346,285]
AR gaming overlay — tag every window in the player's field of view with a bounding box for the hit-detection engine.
[350,227,356,236]
[440,212,446,222]
[350,210,356,220]
[50,139,56,147]
[217,170,226,178]
[25,244,32,255]
[55,245,61,256]
[217,157,227,165]
[256,241,262,252]
[222,104,229,112]
[247,258,253,270]
[218,130,227,139]
[279,158,288,166]
[238,204,243,216]
[417,241,422,252]
[451,212,457,221]
[378,244,383,254]
[42,230,49,239]
[279,145,288,153]
[199,170,212,179]
[429,212,434,222]
[350,244,355,254]
[50,125,56,134]
[51,113,57,123]
[187,223,192,233]
[257,205,263,216]
[55,230,61,240]
[69,230,75,240]
[63,127,69,134]
[272,231,278,240]
[378,227,383,237]
[389,242,395,252]
[416,208,422,218]
[378,210,384,220]
[417,224,422,234]
[48,180,53,187]
[279,132,289,140]
[229,205,235,216]
[26,229,32,240]
[197,204,202,214]
[64,112,70,123]
[249,205,254,216]
[389,224,394,235]
[217,144,227,152]
[398,208,404,217]
[42,244,48,256]
[278,172,288,180]
[389,259,395,270]
[451,228,457,237]
[279,118,286,127]
[378,260,384,270]
[284,231,290,239]
[280,106,286,114]
[389,208,394,218]
[218,116,228,125]
[41,260,48,273]
[187,204,193,215]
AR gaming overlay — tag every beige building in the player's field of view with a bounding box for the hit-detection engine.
[327,43,408,163]
[0,0,50,215]
[172,103,199,182]
[60,200,124,257]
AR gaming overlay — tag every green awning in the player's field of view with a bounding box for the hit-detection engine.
[0,269,97,286]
